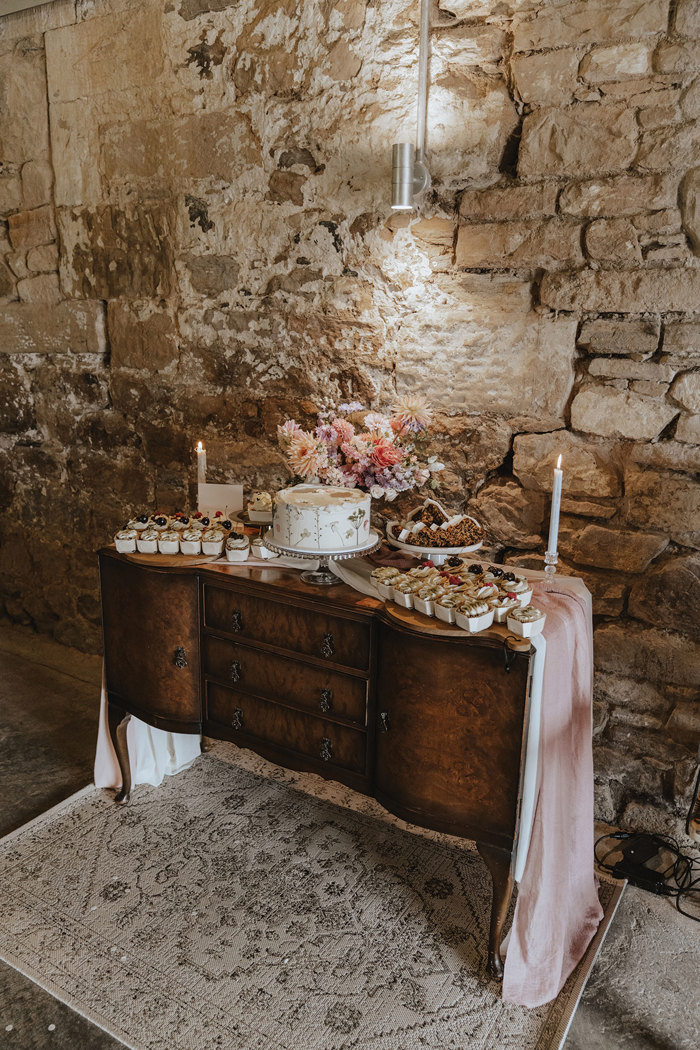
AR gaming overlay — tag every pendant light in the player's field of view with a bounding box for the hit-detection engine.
[391,0,431,210]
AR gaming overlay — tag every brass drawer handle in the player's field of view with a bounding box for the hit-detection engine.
[320,736,333,762]
[231,708,244,731]
[230,660,241,683]
[174,646,188,669]
[231,609,242,632]
[321,633,335,659]
[379,710,390,732]
[319,688,333,714]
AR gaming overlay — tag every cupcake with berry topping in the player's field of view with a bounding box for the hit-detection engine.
[114,528,137,554]
[127,514,150,532]
[136,527,159,554]
[190,511,210,531]
[180,527,202,556]
[489,592,520,624]
[150,512,170,531]
[414,583,447,618]
[507,604,546,638]
[225,534,250,562]
[502,574,533,607]
[158,529,180,555]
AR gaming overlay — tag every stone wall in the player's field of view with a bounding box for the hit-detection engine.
[0,0,698,836]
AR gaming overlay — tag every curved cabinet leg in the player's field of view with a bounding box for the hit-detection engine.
[476,842,514,979]
[107,701,132,805]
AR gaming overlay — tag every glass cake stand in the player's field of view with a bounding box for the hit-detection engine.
[263,529,382,586]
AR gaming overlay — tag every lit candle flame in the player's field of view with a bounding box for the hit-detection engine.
[197,441,203,452]
[556,454,562,469]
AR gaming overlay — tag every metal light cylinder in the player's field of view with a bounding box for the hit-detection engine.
[391,142,415,211]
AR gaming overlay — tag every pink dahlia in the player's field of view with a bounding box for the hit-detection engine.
[372,438,404,468]
[287,431,329,478]
[391,395,433,432]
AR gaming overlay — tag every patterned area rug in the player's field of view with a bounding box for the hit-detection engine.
[0,743,621,1050]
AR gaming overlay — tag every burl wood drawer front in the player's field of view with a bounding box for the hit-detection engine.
[374,622,529,846]
[207,683,366,774]
[203,585,370,671]
[99,557,201,728]
[203,636,368,726]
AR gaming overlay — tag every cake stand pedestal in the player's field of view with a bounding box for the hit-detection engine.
[264,530,382,586]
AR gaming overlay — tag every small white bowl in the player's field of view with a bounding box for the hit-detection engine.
[455,608,495,634]
[391,589,414,609]
[506,611,546,638]
[413,596,435,617]
[434,602,457,624]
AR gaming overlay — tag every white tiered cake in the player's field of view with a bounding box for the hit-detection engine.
[272,484,371,552]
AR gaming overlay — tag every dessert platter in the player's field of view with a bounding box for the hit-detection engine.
[265,483,381,585]
[386,498,484,565]
[371,559,545,638]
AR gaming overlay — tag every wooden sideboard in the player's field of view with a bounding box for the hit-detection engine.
[99,547,535,978]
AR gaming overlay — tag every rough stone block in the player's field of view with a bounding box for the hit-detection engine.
[459,182,558,222]
[559,174,678,217]
[655,40,700,74]
[581,43,652,83]
[666,703,700,747]
[631,439,700,473]
[0,361,34,433]
[670,371,700,412]
[637,121,700,173]
[17,273,61,304]
[628,554,699,638]
[562,523,667,572]
[432,22,506,70]
[394,274,577,419]
[468,478,546,549]
[0,259,15,298]
[0,175,22,217]
[588,358,675,382]
[8,206,56,250]
[58,202,175,299]
[513,430,620,497]
[456,218,583,270]
[578,318,660,355]
[596,624,700,689]
[675,413,700,443]
[541,267,700,314]
[6,252,29,279]
[44,5,164,103]
[0,301,105,354]
[560,498,616,519]
[519,104,637,178]
[267,171,306,206]
[324,39,362,81]
[107,302,178,371]
[571,387,678,440]
[48,99,101,207]
[182,254,239,295]
[511,48,578,106]
[513,0,668,51]
[26,243,59,273]
[584,218,641,264]
[680,167,700,254]
[0,39,50,164]
[663,322,700,356]
[675,0,700,36]
[629,379,670,397]
[20,158,53,210]
[624,469,700,548]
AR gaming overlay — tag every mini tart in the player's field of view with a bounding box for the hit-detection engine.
[201,527,225,555]
[136,528,159,554]
[507,604,546,638]
[489,593,520,623]
[114,528,137,553]
[180,528,202,555]
[158,529,180,554]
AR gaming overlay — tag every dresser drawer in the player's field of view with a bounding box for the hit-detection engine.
[206,683,366,774]
[203,585,370,671]
[203,636,368,726]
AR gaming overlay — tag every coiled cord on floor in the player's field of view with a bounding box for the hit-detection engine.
[595,831,700,922]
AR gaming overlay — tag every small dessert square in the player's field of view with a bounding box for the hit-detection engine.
[114,528,137,554]
[507,605,546,638]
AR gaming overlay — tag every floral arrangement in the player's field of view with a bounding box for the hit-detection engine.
[277,397,444,501]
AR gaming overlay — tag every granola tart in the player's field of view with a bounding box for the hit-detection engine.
[400,499,484,549]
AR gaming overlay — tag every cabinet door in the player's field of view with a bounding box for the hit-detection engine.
[374,621,530,849]
[100,554,201,731]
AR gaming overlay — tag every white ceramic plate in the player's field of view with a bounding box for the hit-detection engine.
[385,521,483,565]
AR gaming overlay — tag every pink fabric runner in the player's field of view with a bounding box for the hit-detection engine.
[503,579,604,1007]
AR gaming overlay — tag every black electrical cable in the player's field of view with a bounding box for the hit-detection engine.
[594,831,700,922]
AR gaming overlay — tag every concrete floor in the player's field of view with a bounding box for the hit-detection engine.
[0,623,697,1050]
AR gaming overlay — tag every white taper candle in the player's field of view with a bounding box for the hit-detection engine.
[196,440,207,484]
[547,454,563,554]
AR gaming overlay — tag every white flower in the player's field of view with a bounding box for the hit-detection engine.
[429,461,444,473]
[369,485,385,499]
[385,488,398,501]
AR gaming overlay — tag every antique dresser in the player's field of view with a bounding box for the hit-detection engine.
[99,548,536,977]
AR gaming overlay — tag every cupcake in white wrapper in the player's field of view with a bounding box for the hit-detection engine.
[414,584,445,617]
[370,566,401,599]
[507,604,546,638]
[489,593,520,623]
[502,574,533,607]
[114,528,137,554]
[391,576,415,609]
[158,529,180,555]
[201,527,225,556]
[226,535,250,562]
[136,528,158,554]
[435,594,459,624]
[180,528,202,555]
[248,491,273,523]
[455,598,494,634]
